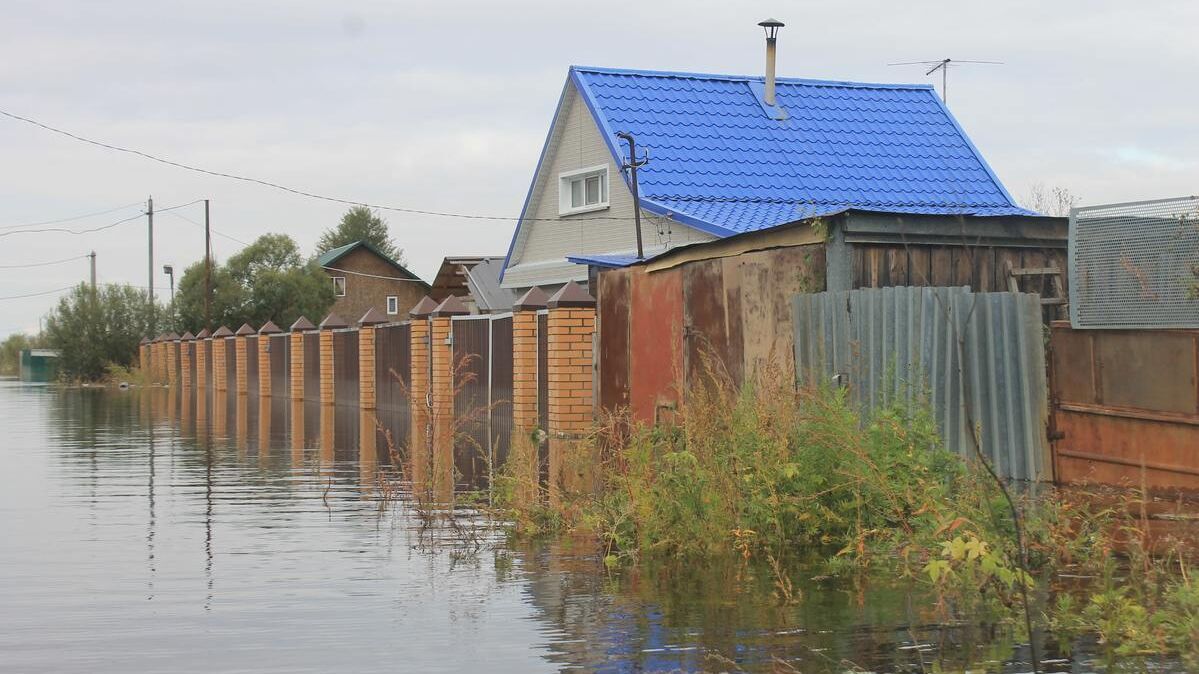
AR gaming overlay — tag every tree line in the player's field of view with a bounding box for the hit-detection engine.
[1,207,402,381]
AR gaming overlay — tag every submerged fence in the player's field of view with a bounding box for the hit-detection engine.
[793,286,1049,482]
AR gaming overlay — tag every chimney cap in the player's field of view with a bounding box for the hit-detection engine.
[758,18,784,37]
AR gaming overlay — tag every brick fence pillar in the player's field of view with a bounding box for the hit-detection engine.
[139,338,150,376]
[430,296,469,500]
[235,324,254,395]
[408,297,437,491]
[511,287,549,504]
[150,338,162,383]
[212,326,233,392]
[319,314,347,406]
[258,321,281,397]
[195,328,211,389]
[180,332,195,390]
[546,282,597,504]
[289,317,315,401]
[358,308,387,411]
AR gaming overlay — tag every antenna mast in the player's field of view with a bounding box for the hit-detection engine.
[887,58,1003,104]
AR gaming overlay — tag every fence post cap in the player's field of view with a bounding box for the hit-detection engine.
[140,337,150,345]
[358,307,388,326]
[431,295,470,317]
[258,321,282,335]
[181,331,196,341]
[513,286,549,311]
[547,281,595,309]
[235,323,256,336]
[289,316,317,332]
[319,313,349,330]
[408,296,439,318]
[195,328,212,339]
[212,326,234,338]
[165,332,181,341]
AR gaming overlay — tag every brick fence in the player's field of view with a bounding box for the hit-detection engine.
[151,281,597,504]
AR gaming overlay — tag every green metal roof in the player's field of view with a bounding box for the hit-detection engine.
[315,240,426,283]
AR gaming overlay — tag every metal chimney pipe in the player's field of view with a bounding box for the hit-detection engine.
[758,19,785,106]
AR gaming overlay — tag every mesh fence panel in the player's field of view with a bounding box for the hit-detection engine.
[1070,196,1199,328]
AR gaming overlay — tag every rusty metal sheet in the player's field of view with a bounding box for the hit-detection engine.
[683,258,731,394]
[629,266,684,424]
[597,270,631,413]
[1095,331,1197,415]
[1054,408,1199,492]
[721,257,745,387]
[1049,325,1096,405]
[303,332,320,402]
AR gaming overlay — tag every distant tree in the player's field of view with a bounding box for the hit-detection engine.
[315,206,405,264]
[0,332,43,376]
[173,233,334,333]
[1023,183,1078,217]
[44,284,154,381]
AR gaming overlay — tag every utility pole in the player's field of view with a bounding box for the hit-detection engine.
[204,199,211,330]
[147,196,155,331]
[615,131,649,260]
[88,250,96,292]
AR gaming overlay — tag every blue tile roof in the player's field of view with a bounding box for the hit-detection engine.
[564,254,643,268]
[569,66,1035,237]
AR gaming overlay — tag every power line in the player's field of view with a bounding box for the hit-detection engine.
[161,209,250,247]
[0,212,145,239]
[320,265,426,283]
[0,254,89,269]
[0,200,144,231]
[0,107,650,223]
[0,199,202,239]
[0,285,77,301]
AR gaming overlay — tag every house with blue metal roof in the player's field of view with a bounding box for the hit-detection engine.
[500,61,1054,291]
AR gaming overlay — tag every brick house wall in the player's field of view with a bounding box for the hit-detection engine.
[321,246,429,322]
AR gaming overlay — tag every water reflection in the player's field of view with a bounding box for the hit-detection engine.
[0,381,1140,672]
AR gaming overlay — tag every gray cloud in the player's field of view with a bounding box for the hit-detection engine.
[2,0,1197,335]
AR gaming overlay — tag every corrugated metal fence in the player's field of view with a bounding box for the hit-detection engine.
[793,286,1049,482]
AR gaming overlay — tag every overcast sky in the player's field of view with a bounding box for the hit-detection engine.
[1,1,1196,337]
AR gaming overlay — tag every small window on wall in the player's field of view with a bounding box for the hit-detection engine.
[558,165,608,215]
[332,276,346,296]
[386,296,399,315]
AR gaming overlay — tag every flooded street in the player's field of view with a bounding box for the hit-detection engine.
[0,380,1104,672]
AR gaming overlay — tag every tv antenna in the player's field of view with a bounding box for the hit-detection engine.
[887,58,1003,104]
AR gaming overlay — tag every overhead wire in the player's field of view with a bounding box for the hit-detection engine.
[0,285,78,301]
[320,265,427,283]
[0,107,655,223]
[0,212,145,239]
[0,254,89,269]
[0,200,144,231]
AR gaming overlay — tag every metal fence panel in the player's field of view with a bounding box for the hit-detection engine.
[303,333,320,401]
[245,336,258,395]
[374,323,411,448]
[537,311,549,488]
[224,338,237,393]
[333,330,359,408]
[453,316,490,488]
[490,315,514,472]
[793,286,1049,482]
[269,334,289,396]
[1070,196,1199,329]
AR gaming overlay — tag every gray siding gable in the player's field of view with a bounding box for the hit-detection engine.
[502,80,714,289]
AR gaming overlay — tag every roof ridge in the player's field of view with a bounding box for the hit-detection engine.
[570,65,935,91]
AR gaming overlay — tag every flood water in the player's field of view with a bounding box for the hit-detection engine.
[0,379,1132,672]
